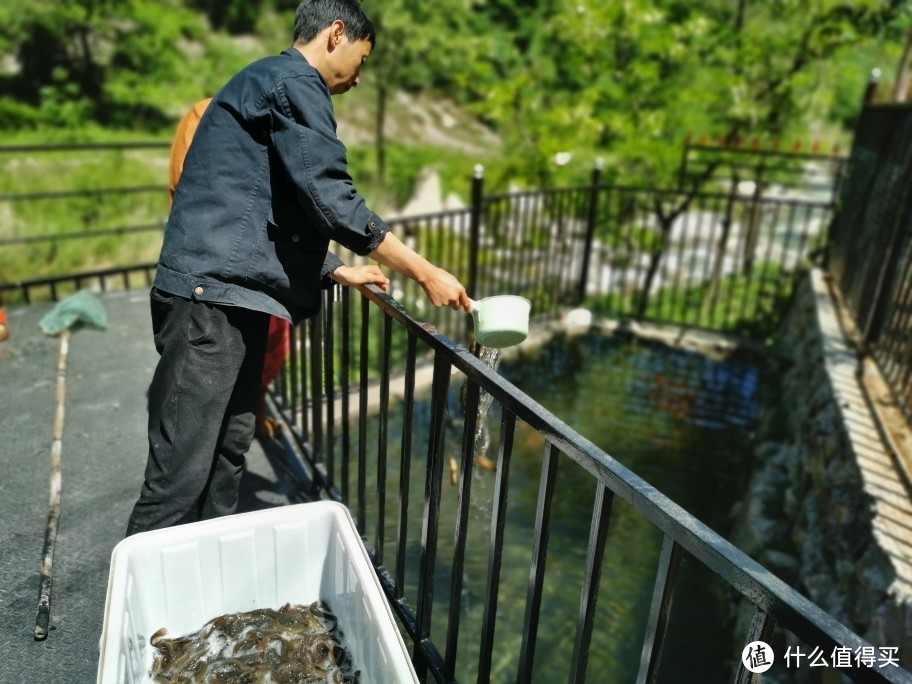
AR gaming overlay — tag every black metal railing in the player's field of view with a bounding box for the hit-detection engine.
[0,263,157,304]
[2,135,908,680]
[2,141,829,347]
[827,102,912,426]
[371,167,832,348]
[268,280,907,683]
[678,135,847,201]
[0,141,169,293]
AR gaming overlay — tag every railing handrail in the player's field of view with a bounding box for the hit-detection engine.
[484,181,836,206]
[0,141,170,154]
[349,283,905,683]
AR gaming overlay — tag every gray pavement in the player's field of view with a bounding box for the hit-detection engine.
[0,291,307,683]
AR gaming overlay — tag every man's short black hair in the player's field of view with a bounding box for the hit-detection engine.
[294,0,376,48]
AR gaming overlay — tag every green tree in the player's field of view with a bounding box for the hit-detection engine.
[358,0,493,185]
[461,0,907,187]
[0,0,204,129]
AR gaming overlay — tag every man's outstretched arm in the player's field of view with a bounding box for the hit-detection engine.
[369,232,471,312]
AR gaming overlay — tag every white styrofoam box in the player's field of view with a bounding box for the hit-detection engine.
[97,501,418,683]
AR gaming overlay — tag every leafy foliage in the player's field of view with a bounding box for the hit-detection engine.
[0,0,908,186]
[449,0,909,187]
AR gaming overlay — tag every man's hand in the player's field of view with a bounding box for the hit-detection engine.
[331,264,390,291]
[416,265,471,311]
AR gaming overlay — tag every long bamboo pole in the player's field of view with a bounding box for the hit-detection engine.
[34,328,70,640]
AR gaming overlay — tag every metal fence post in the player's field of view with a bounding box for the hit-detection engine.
[577,160,603,305]
[467,164,484,339]
[863,67,882,105]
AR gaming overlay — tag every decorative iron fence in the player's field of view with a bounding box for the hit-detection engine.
[1,139,907,681]
[2,142,830,347]
[266,280,908,683]
[0,141,169,296]
[678,135,847,201]
[827,103,912,426]
[378,167,831,347]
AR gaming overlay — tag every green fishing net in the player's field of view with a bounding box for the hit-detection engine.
[39,290,108,335]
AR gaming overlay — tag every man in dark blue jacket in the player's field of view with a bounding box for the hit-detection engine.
[126,0,470,535]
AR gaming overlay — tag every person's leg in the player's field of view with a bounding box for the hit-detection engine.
[126,290,268,535]
[197,308,269,520]
[255,316,291,437]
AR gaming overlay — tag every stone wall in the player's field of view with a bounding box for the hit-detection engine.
[730,268,912,672]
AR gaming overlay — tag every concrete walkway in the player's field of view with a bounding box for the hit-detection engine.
[0,291,307,683]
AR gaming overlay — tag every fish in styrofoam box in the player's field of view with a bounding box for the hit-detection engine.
[97,501,418,683]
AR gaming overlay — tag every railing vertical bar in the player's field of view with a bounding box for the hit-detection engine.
[505,196,519,295]
[862,169,912,346]
[517,442,560,683]
[636,534,684,684]
[625,193,640,316]
[457,211,468,285]
[569,483,614,683]
[550,190,564,305]
[477,409,517,683]
[568,187,583,302]
[671,195,691,325]
[550,189,568,307]
[781,200,799,294]
[442,214,454,291]
[518,194,533,293]
[492,196,505,294]
[732,606,776,684]
[568,187,585,302]
[705,193,727,328]
[468,167,484,299]
[636,192,651,316]
[520,193,533,293]
[395,331,418,600]
[579,165,603,304]
[444,372,481,679]
[482,198,496,296]
[340,287,351,504]
[794,202,814,271]
[357,295,370,532]
[650,195,668,322]
[606,188,620,314]
[723,190,745,328]
[323,288,336,487]
[880,256,912,381]
[414,354,453,678]
[375,314,393,564]
[289,324,301,433]
[303,320,313,442]
[530,191,548,300]
[758,198,783,326]
[731,194,753,327]
[309,307,323,463]
[548,187,568,309]
[608,188,623,314]
[538,192,554,305]
[674,193,695,323]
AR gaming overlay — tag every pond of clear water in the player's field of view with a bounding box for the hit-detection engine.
[357,330,762,683]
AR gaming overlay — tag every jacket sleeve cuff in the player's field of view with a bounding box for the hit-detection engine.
[320,251,344,289]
